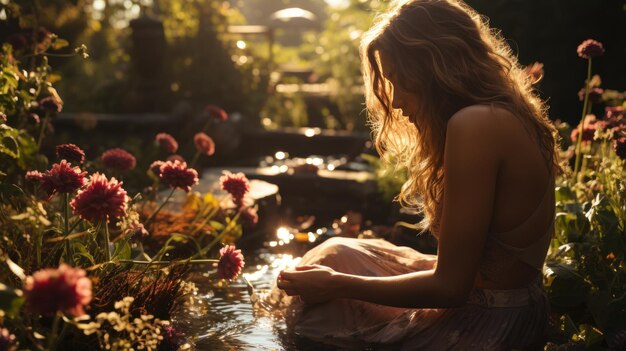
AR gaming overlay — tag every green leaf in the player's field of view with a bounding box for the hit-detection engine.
[555,186,576,203]
[0,135,19,159]
[73,242,95,265]
[113,240,131,261]
[51,38,69,50]
[209,221,225,231]
[0,283,24,317]
[544,262,590,309]
[0,183,24,201]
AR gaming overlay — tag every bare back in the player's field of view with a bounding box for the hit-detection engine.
[465,105,554,289]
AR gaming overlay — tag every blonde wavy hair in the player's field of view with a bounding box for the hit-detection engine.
[360,0,560,235]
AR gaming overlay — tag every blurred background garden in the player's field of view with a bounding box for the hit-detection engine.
[1,0,626,350]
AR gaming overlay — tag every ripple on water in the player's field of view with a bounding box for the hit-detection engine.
[173,250,312,350]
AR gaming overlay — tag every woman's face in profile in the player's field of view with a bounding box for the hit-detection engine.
[379,51,420,125]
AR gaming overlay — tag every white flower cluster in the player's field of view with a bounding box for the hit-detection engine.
[86,297,167,351]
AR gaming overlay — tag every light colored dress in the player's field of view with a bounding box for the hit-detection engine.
[258,181,554,350]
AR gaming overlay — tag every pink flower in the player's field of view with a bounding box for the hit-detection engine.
[155,133,178,153]
[220,172,250,207]
[56,143,85,164]
[40,160,87,196]
[614,137,626,159]
[162,325,184,349]
[167,154,185,163]
[101,148,136,171]
[0,112,6,124]
[159,160,199,192]
[577,39,605,59]
[193,132,215,156]
[39,95,63,113]
[149,160,165,176]
[570,127,596,144]
[25,170,45,182]
[23,264,92,316]
[0,327,16,351]
[216,245,244,280]
[125,223,149,243]
[606,106,624,119]
[71,173,129,223]
[240,206,258,228]
[578,87,604,104]
[205,105,228,122]
[28,113,40,124]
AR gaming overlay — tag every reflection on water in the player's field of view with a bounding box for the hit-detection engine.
[173,250,321,350]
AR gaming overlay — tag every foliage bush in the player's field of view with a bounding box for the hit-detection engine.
[0,4,253,350]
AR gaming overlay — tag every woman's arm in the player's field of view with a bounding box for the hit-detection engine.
[278,106,502,308]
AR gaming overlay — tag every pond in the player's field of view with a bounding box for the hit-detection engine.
[174,246,340,351]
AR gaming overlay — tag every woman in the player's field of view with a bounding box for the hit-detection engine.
[270,0,561,349]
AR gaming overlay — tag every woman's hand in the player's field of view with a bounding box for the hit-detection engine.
[277,264,340,304]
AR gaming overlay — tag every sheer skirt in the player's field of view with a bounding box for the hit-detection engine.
[255,237,548,350]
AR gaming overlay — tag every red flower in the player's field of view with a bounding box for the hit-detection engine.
[577,39,605,59]
[149,160,165,176]
[220,172,250,207]
[25,170,45,182]
[193,132,215,156]
[40,160,87,196]
[28,113,40,124]
[71,173,129,223]
[614,137,626,159]
[155,133,178,153]
[39,95,63,113]
[101,148,136,171]
[570,127,596,144]
[56,143,85,164]
[205,105,228,122]
[606,106,625,119]
[166,154,185,163]
[0,327,16,351]
[578,87,604,104]
[216,245,244,280]
[159,160,199,192]
[125,223,149,243]
[240,206,259,228]
[23,264,92,316]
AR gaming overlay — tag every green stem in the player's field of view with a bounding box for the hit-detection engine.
[36,230,42,266]
[144,188,175,227]
[103,220,111,262]
[192,212,241,259]
[118,259,218,266]
[573,58,593,181]
[47,312,62,351]
[36,112,50,151]
[189,151,201,169]
[18,52,83,61]
[63,193,71,261]
[67,218,83,234]
[188,206,219,237]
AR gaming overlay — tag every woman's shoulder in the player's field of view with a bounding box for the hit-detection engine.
[447,104,521,140]
[449,104,516,125]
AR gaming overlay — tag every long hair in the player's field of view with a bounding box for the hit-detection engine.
[360,0,560,235]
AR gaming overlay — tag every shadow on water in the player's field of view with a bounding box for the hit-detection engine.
[172,248,339,351]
